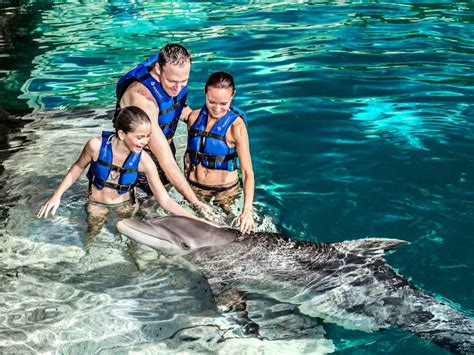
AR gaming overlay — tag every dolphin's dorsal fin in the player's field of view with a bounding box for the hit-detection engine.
[337,238,408,258]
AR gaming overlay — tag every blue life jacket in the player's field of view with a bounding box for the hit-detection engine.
[186,105,247,171]
[86,131,141,194]
[115,54,188,141]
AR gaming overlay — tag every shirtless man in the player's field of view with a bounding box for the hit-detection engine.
[115,43,214,218]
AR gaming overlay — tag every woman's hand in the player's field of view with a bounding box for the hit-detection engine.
[37,195,61,218]
[237,209,254,233]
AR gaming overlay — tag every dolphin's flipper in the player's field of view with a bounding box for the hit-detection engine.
[214,288,260,337]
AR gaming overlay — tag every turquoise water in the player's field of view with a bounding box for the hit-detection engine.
[1,1,473,353]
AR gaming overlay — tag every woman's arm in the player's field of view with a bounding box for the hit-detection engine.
[37,137,97,218]
[232,120,255,233]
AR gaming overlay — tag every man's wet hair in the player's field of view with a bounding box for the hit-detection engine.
[205,71,235,95]
[115,106,151,134]
[158,43,192,68]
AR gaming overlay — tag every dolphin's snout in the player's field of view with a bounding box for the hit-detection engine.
[116,219,127,234]
[117,219,136,235]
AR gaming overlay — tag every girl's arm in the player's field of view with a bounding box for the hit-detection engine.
[232,120,255,233]
[140,152,199,220]
[37,137,98,218]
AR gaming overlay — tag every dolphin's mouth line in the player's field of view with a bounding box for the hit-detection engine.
[121,223,174,245]
[142,231,174,245]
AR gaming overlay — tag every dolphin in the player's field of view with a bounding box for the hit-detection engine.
[117,216,474,354]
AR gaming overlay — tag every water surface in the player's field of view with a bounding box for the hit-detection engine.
[0,1,473,353]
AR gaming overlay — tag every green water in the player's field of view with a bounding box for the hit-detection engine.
[0,1,473,353]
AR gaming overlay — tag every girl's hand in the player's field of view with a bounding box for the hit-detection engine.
[236,209,254,233]
[37,195,61,218]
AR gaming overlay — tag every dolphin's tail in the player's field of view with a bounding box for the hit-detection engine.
[399,292,474,354]
[336,238,408,258]
[332,238,473,353]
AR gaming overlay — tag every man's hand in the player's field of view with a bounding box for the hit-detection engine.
[193,201,224,224]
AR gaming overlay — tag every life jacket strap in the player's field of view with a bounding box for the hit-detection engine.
[96,159,139,174]
[159,117,179,134]
[138,72,152,82]
[159,95,186,140]
[188,128,226,141]
[229,107,246,125]
[87,171,135,193]
[160,99,184,116]
[187,149,237,164]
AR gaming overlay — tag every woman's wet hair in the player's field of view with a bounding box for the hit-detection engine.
[158,43,192,68]
[114,106,150,134]
[205,71,235,94]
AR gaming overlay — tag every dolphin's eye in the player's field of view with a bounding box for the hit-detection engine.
[182,242,190,250]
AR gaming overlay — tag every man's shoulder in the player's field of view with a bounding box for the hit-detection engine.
[121,81,156,108]
[125,81,153,99]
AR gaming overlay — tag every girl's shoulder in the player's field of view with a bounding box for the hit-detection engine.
[138,149,152,169]
[138,150,160,174]
[85,135,103,153]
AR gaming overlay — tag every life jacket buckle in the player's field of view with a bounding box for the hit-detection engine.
[117,185,132,193]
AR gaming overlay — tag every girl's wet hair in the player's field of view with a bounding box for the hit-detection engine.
[114,106,151,134]
[205,71,235,94]
[158,43,192,68]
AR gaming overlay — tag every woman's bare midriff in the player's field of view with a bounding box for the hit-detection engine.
[88,185,132,205]
[188,164,239,188]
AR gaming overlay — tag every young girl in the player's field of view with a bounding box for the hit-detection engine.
[184,71,255,233]
[38,106,201,236]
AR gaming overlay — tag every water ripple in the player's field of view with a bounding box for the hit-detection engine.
[1,2,473,353]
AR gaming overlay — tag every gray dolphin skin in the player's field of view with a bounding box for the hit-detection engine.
[117,216,474,354]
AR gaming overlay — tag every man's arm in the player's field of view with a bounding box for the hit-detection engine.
[147,116,202,206]
[120,85,217,219]
[140,152,197,219]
